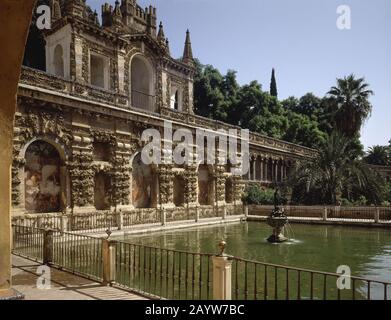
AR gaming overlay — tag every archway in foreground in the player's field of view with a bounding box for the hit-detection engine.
[24,140,62,213]
[131,153,158,208]
[197,164,214,205]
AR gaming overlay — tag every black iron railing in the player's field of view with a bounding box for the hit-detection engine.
[12,225,391,300]
[231,256,391,300]
[114,241,213,300]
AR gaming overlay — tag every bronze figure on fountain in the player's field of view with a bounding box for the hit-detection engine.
[266,188,289,243]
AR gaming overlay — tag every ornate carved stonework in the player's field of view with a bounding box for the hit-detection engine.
[69,152,94,207]
[15,110,72,146]
[157,164,174,205]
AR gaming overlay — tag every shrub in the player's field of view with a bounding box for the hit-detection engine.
[242,185,275,205]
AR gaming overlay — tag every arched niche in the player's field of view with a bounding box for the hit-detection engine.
[53,44,64,77]
[131,153,158,208]
[94,172,111,210]
[197,164,214,206]
[24,140,65,213]
[130,54,155,112]
[170,86,183,111]
[173,175,185,207]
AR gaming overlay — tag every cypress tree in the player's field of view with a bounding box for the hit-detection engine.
[270,68,278,97]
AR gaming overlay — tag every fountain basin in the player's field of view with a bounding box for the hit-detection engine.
[266,215,289,243]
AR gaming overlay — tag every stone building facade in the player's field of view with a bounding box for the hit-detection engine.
[13,0,315,217]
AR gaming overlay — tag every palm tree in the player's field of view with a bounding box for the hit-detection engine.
[327,74,373,137]
[364,145,390,166]
[287,131,383,205]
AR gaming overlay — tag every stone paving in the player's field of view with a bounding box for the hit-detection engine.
[12,255,148,300]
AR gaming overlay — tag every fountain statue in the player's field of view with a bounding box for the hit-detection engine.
[266,188,289,243]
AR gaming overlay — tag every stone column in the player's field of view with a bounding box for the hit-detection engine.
[69,147,95,213]
[275,160,279,183]
[102,238,116,285]
[252,157,257,181]
[184,166,198,206]
[260,157,264,182]
[0,0,35,299]
[212,241,233,300]
[112,146,132,211]
[158,164,175,208]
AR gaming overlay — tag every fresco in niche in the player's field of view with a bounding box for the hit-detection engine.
[25,141,61,213]
[173,175,185,207]
[198,164,212,205]
[94,173,111,210]
[132,153,157,208]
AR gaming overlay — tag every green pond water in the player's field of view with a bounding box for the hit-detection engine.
[115,222,391,299]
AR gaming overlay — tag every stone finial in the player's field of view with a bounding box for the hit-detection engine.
[157,21,165,43]
[182,29,194,64]
[165,38,170,54]
[105,228,112,239]
[218,240,226,256]
[52,0,62,21]
[93,10,100,25]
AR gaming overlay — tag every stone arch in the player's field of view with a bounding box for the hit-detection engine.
[130,54,156,112]
[197,164,214,206]
[170,86,183,111]
[53,44,64,77]
[131,152,158,208]
[23,140,66,213]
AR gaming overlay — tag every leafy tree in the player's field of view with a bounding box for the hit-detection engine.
[283,111,327,148]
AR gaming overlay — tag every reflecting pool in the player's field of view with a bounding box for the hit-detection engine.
[119,222,391,283]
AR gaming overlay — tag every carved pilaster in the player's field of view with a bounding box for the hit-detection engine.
[69,151,94,208]
[157,164,174,206]
[184,165,198,205]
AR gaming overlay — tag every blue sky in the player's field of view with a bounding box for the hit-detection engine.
[88,0,391,149]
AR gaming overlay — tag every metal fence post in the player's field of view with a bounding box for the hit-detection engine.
[212,241,232,300]
[222,205,227,220]
[117,210,124,230]
[375,208,380,224]
[43,229,54,265]
[102,235,116,286]
[195,206,199,222]
[161,208,166,226]
[243,205,249,218]
[60,214,68,232]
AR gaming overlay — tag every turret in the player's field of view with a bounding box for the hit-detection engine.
[64,0,86,19]
[101,3,113,27]
[146,5,157,37]
[182,29,194,64]
[112,0,123,26]
[120,0,136,26]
